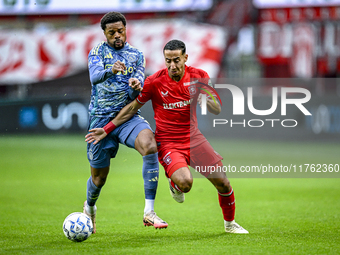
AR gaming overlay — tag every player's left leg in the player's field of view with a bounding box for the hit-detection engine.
[206,164,246,232]
[207,165,248,234]
[191,141,248,234]
[134,129,159,212]
[134,129,168,229]
[84,165,110,234]
[118,115,167,229]
[85,116,118,233]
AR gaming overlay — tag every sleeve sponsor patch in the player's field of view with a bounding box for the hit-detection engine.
[90,56,101,64]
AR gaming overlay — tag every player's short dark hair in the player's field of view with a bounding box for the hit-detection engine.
[163,40,186,55]
[101,12,127,31]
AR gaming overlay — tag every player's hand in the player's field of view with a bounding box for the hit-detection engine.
[112,60,126,74]
[85,128,107,145]
[129,78,143,92]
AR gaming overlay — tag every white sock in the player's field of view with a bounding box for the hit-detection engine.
[144,199,155,214]
[224,220,235,226]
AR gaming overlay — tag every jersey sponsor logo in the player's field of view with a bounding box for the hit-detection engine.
[104,64,135,76]
[163,99,193,110]
[183,80,198,86]
[161,91,168,97]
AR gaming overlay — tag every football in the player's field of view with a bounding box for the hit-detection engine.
[62,212,93,242]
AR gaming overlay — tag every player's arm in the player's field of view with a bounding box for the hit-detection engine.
[88,48,126,85]
[197,76,221,115]
[85,99,143,144]
[88,49,112,85]
[128,52,146,99]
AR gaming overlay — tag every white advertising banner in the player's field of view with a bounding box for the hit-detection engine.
[0,0,213,15]
[0,19,227,84]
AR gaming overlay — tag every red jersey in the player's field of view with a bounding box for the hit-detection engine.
[136,65,211,148]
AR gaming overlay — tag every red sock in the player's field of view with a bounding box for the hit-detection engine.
[218,189,235,221]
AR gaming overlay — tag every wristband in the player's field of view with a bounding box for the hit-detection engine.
[103,122,116,134]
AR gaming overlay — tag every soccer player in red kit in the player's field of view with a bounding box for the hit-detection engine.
[85,40,248,233]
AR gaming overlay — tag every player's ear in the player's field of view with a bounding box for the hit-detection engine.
[184,54,188,62]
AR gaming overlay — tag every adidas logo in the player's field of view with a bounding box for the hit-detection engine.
[104,53,114,59]
[149,177,158,182]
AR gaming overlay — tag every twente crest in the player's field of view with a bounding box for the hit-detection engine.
[188,85,197,95]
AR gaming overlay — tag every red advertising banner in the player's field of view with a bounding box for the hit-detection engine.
[257,6,340,77]
[0,19,227,84]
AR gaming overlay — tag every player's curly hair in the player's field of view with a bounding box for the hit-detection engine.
[163,40,186,55]
[100,12,127,30]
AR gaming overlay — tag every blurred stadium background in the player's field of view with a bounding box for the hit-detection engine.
[0,0,339,141]
[1,1,339,253]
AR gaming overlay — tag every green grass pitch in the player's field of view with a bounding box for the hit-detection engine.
[0,134,339,254]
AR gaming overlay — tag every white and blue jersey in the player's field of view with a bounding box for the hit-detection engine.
[86,41,152,168]
[88,41,145,117]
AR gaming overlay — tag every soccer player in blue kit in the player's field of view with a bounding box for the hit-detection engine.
[83,11,168,233]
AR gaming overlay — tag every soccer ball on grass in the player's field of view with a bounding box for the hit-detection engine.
[63,212,93,242]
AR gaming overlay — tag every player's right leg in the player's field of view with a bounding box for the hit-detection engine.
[168,166,193,203]
[83,166,110,234]
[190,140,248,234]
[84,116,118,233]
[158,147,192,203]
[169,167,193,193]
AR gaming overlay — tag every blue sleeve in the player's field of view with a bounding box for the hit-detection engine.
[128,52,146,100]
[88,47,114,85]
[128,87,139,100]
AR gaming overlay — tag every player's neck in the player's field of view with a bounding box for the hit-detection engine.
[169,70,185,82]
[171,75,183,82]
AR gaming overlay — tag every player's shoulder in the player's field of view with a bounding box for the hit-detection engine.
[146,68,168,83]
[89,41,106,56]
[126,43,143,55]
[186,66,209,78]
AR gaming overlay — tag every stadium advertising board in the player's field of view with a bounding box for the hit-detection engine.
[253,0,340,8]
[0,98,89,133]
[0,0,213,15]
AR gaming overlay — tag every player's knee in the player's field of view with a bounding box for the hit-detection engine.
[139,139,157,155]
[216,178,232,194]
[136,131,157,155]
[92,175,107,188]
[144,141,157,155]
[177,178,193,193]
